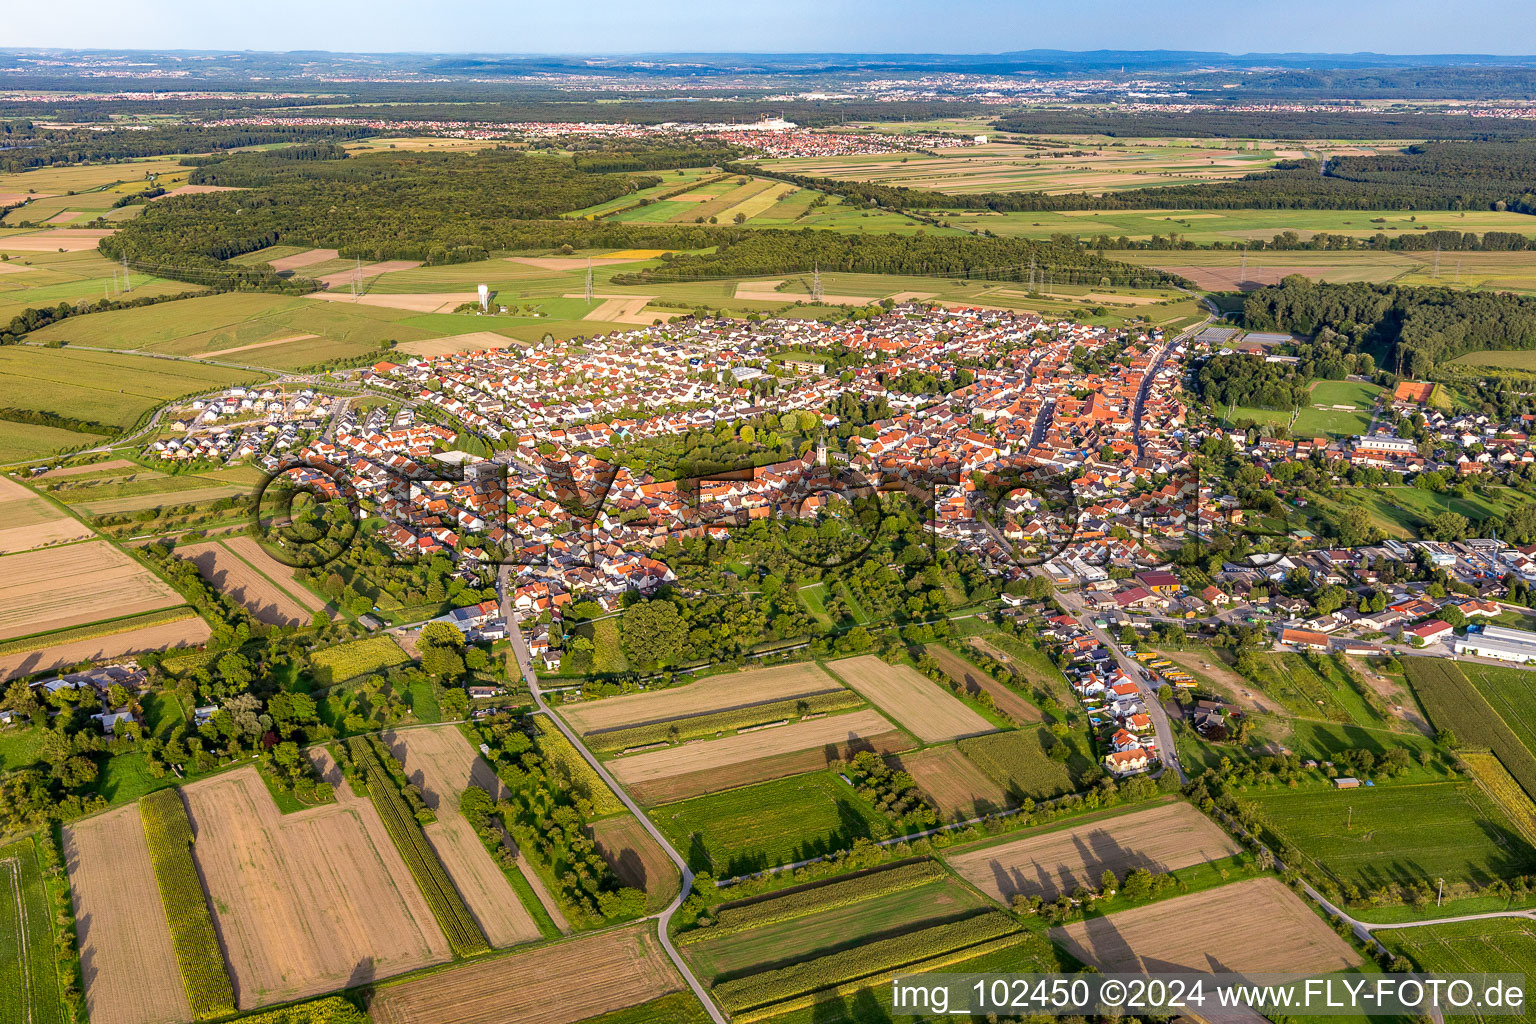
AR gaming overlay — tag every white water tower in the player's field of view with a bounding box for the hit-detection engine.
[478,283,489,313]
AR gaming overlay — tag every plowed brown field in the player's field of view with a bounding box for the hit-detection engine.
[828,655,997,743]
[0,540,181,639]
[183,762,450,1009]
[560,663,844,735]
[0,614,210,682]
[900,745,1010,819]
[179,541,313,626]
[368,924,680,1024]
[1050,876,1360,973]
[924,644,1041,723]
[381,726,542,948]
[64,806,192,1024]
[948,801,1242,904]
[589,815,679,914]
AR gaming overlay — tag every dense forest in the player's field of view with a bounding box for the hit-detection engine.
[101,146,1180,290]
[991,109,1536,140]
[1242,277,1536,376]
[741,141,1536,215]
[1195,355,1315,411]
[615,231,1179,288]
[0,122,377,173]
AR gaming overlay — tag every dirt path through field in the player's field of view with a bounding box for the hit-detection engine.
[192,333,317,359]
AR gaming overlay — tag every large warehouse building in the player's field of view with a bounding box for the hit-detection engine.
[1452,623,1536,664]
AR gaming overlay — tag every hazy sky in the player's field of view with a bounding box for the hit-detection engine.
[9,0,1536,56]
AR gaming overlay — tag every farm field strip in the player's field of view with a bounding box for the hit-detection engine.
[1050,877,1361,974]
[899,745,1010,819]
[559,662,845,734]
[924,643,1041,723]
[0,838,64,1024]
[947,800,1242,904]
[826,655,998,743]
[607,708,903,787]
[379,725,544,946]
[589,815,679,916]
[182,762,451,1010]
[0,474,94,553]
[0,613,210,683]
[63,805,192,1024]
[177,541,315,627]
[1379,918,1536,1023]
[368,924,681,1024]
[0,540,182,640]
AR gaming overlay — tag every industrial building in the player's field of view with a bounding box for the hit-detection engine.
[1452,623,1536,664]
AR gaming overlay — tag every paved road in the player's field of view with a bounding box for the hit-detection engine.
[498,569,726,1024]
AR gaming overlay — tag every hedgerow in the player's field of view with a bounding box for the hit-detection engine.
[584,690,865,753]
[713,910,1020,1012]
[347,738,489,957]
[139,790,236,1020]
[228,996,370,1023]
[680,858,946,943]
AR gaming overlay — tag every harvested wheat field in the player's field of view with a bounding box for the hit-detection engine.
[369,923,680,1024]
[222,537,329,614]
[267,247,339,272]
[396,331,526,359]
[315,259,422,290]
[507,255,647,270]
[900,745,1010,819]
[307,291,477,313]
[828,655,998,743]
[0,474,94,553]
[380,726,541,947]
[183,762,451,1009]
[34,458,136,478]
[948,801,1242,904]
[561,662,845,735]
[0,614,210,682]
[64,806,193,1024]
[1051,877,1360,974]
[589,815,679,913]
[0,540,182,640]
[0,228,114,251]
[178,541,315,626]
[924,644,1040,723]
[609,708,906,796]
[381,725,507,810]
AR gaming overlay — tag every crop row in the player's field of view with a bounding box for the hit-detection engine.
[683,859,947,944]
[139,790,237,1021]
[1404,659,1536,798]
[347,738,490,958]
[587,690,864,753]
[1464,753,1536,844]
[310,636,410,686]
[0,838,65,1024]
[713,910,1020,1012]
[732,932,1031,1024]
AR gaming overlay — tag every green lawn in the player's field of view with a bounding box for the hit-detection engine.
[650,771,894,877]
[0,725,45,771]
[89,750,178,805]
[798,583,834,627]
[1250,778,1536,891]
[142,690,186,741]
[1348,486,1523,540]
[590,617,629,675]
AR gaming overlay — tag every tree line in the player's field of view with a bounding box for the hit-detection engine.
[1242,277,1536,377]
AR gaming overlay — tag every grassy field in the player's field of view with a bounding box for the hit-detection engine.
[683,874,990,983]
[1241,653,1388,728]
[0,249,203,323]
[964,207,1536,244]
[650,771,894,877]
[0,836,64,1024]
[956,727,1085,803]
[1115,247,1536,295]
[0,419,108,463]
[0,345,265,431]
[1378,919,1536,1022]
[1460,664,1536,764]
[1222,378,1385,438]
[1250,778,1536,891]
[1335,485,1525,540]
[762,139,1288,195]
